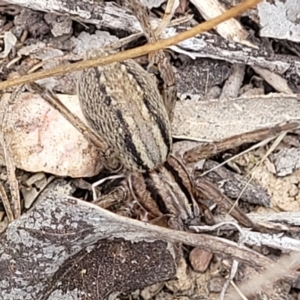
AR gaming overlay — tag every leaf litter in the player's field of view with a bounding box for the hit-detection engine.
[0,0,300,299]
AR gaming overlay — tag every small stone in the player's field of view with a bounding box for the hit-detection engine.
[208,277,226,293]
[189,248,213,273]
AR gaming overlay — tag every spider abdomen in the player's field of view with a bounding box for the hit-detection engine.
[77,49,172,172]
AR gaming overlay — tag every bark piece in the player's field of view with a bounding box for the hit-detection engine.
[190,0,252,46]
[220,64,245,99]
[202,160,271,207]
[175,59,231,95]
[45,239,175,300]
[174,94,300,140]
[258,0,300,42]
[0,179,177,300]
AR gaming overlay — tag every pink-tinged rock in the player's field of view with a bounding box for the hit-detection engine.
[0,92,102,177]
[189,248,213,273]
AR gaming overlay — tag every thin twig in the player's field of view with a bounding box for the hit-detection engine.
[0,181,14,222]
[221,260,240,300]
[183,122,299,163]
[1,86,24,220]
[3,140,20,219]
[155,0,178,37]
[195,178,254,228]
[200,137,274,177]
